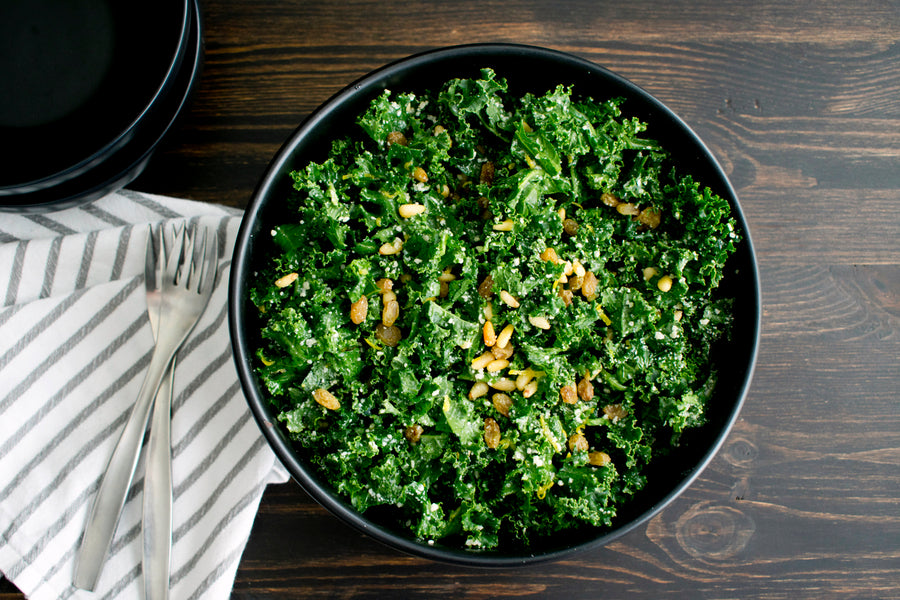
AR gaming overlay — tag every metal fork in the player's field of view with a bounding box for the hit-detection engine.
[143,223,218,600]
[74,222,218,593]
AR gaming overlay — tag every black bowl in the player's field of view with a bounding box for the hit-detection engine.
[0,0,199,212]
[230,43,760,566]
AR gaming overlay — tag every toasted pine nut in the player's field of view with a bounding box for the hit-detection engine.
[486,359,510,373]
[528,315,551,330]
[499,290,519,308]
[483,301,494,320]
[413,167,428,182]
[522,379,539,398]
[496,324,514,349]
[515,368,537,390]
[471,351,494,370]
[438,268,456,282]
[492,219,514,231]
[643,267,658,281]
[489,378,517,392]
[275,272,298,288]
[399,203,426,218]
[483,320,497,346]
[469,381,489,400]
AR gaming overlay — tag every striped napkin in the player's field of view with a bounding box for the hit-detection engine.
[0,190,289,599]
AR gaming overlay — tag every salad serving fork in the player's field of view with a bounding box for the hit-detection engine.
[74,222,218,595]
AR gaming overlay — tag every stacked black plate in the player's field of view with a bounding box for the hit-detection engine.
[0,0,202,213]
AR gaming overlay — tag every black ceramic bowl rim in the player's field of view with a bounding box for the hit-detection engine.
[230,43,761,567]
[0,0,191,206]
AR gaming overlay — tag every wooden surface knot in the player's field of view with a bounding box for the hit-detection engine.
[674,501,756,561]
[721,435,758,469]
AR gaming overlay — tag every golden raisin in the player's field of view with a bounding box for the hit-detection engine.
[404,424,424,443]
[387,131,408,146]
[375,322,401,347]
[568,433,589,453]
[312,388,340,411]
[478,274,494,299]
[540,247,560,264]
[492,393,513,417]
[582,271,598,300]
[484,417,501,449]
[491,343,514,360]
[601,192,620,207]
[375,278,394,294]
[382,299,399,327]
[603,404,627,422]
[637,207,661,229]
[560,385,578,405]
[480,161,495,185]
[558,288,574,307]
[589,451,611,466]
[563,218,578,236]
[577,376,594,402]
[349,295,368,325]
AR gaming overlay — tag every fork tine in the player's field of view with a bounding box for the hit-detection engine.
[198,229,218,294]
[182,224,200,290]
[164,223,186,286]
[145,225,158,292]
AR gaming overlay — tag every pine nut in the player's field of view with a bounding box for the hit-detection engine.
[486,359,510,373]
[275,272,298,288]
[495,324,514,349]
[471,351,494,370]
[483,320,497,346]
[489,378,516,392]
[528,315,551,330]
[469,381,489,400]
[499,290,519,308]
[398,203,426,218]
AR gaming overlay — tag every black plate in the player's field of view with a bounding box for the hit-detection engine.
[230,43,761,567]
[0,0,197,211]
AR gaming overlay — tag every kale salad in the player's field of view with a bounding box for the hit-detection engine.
[249,69,741,550]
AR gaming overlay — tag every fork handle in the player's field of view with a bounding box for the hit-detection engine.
[73,344,178,591]
[142,361,174,600]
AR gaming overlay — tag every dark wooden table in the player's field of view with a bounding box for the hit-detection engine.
[5,0,899,597]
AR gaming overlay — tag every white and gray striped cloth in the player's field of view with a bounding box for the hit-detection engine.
[0,191,289,599]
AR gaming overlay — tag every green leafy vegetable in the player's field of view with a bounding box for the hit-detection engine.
[249,68,741,550]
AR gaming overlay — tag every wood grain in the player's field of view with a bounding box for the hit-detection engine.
[4,0,899,598]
